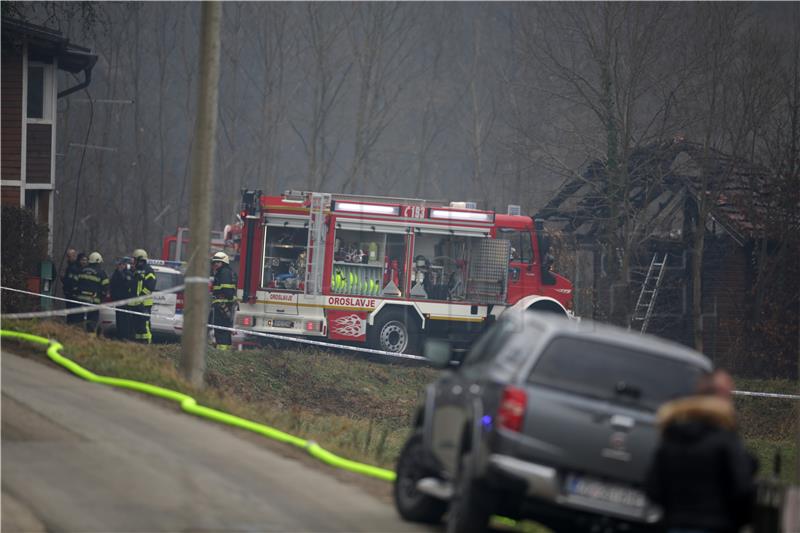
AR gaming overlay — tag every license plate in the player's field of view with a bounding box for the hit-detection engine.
[565,474,646,509]
[153,305,174,316]
[270,319,294,328]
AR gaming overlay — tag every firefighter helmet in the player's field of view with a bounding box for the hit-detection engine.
[211,251,230,264]
[132,249,148,261]
[88,252,103,264]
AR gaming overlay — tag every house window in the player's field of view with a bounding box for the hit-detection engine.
[27,64,53,120]
[24,189,38,212]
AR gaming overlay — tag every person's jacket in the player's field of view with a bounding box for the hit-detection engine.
[76,265,110,304]
[62,261,81,298]
[212,264,237,306]
[110,267,134,302]
[644,395,758,533]
[134,263,157,308]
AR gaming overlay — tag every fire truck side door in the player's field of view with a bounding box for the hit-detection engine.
[497,228,537,305]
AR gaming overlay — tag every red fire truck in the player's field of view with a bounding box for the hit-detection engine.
[235,190,574,354]
[161,225,242,268]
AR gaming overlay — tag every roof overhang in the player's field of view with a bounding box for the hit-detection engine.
[2,17,98,74]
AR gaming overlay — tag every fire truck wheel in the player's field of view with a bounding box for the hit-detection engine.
[369,309,421,355]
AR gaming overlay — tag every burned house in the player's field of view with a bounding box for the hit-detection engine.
[539,140,795,368]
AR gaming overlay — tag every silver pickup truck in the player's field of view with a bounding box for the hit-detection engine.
[394,312,711,533]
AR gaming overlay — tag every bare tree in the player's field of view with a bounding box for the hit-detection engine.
[250,3,293,195]
[514,3,689,321]
[458,13,498,203]
[679,4,762,352]
[342,3,417,194]
[411,6,453,199]
[290,4,351,191]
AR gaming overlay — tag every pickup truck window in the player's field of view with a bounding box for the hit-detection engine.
[527,337,703,410]
[462,319,515,367]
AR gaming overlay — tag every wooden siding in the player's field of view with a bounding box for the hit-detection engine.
[1,51,22,181]
[25,123,52,184]
[702,235,749,363]
[1,185,21,206]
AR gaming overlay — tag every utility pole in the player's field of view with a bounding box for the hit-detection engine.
[180,1,222,388]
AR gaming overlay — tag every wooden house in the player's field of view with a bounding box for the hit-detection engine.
[1,17,97,255]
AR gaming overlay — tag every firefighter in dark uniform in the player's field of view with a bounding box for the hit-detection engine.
[110,256,135,340]
[77,252,110,334]
[210,251,237,350]
[62,249,84,324]
[131,249,157,344]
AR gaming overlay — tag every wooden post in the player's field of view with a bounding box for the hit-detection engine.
[180,1,221,388]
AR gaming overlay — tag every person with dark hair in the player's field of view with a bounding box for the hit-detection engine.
[62,248,83,324]
[110,257,135,340]
[645,369,758,533]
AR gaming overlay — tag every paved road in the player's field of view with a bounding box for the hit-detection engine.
[1,351,435,532]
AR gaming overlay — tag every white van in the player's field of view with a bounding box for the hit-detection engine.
[100,262,184,340]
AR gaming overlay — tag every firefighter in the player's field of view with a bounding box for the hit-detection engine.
[209,251,237,350]
[77,252,110,335]
[131,249,157,344]
[110,256,135,340]
[62,248,84,325]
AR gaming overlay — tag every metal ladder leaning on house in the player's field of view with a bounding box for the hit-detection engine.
[304,192,330,295]
[632,253,668,334]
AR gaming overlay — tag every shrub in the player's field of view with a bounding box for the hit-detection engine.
[1,206,48,313]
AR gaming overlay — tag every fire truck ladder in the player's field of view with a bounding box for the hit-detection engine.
[632,253,668,334]
[304,192,330,295]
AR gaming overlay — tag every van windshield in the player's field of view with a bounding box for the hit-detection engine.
[527,337,704,411]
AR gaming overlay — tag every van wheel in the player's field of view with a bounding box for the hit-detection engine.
[446,449,494,533]
[368,309,421,355]
[394,430,447,523]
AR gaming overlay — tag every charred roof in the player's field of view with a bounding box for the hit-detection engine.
[538,140,779,246]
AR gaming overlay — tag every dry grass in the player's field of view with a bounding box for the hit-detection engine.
[2,319,796,484]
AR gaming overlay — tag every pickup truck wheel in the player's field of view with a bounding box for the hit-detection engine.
[368,309,421,355]
[393,430,446,524]
[446,449,493,533]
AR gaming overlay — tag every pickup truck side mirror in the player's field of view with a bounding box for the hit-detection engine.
[424,338,456,368]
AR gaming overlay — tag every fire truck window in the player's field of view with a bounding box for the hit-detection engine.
[497,229,533,263]
[411,234,472,300]
[332,228,406,297]
[262,226,308,291]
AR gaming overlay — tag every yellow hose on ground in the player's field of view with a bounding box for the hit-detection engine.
[0,329,396,482]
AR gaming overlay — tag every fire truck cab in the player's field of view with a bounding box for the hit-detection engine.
[235,190,573,354]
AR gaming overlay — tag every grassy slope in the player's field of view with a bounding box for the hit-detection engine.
[2,320,797,483]
[734,378,799,483]
[1,320,437,470]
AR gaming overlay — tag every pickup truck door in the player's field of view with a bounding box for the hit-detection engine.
[429,323,509,477]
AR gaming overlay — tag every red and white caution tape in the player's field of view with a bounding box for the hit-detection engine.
[1,286,428,362]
